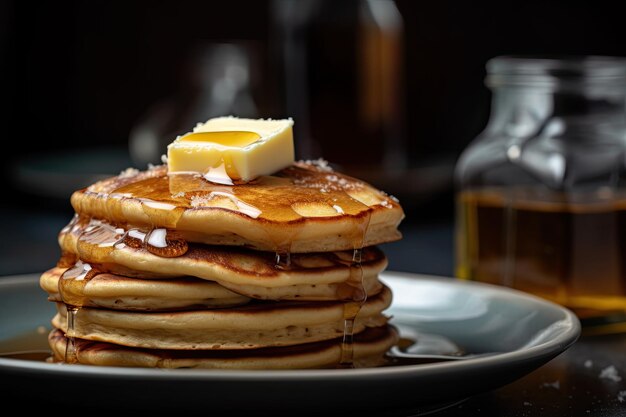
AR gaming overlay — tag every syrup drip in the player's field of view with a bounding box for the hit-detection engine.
[270,224,303,270]
[64,306,79,364]
[58,260,103,364]
[274,251,292,270]
[338,211,372,368]
[339,248,368,367]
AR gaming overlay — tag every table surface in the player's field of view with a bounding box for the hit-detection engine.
[436,332,626,417]
[1,203,625,417]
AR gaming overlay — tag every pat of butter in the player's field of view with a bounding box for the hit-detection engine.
[167,116,295,184]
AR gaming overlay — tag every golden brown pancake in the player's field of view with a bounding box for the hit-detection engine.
[40,267,250,311]
[52,286,392,350]
[57,219,387,301]
[69,161,404,253]
[42,151,404,369]
[48,325,399,369]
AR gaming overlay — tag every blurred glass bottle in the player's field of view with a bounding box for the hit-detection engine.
[129,42,260,167]
[271,0,408,190]
[455,55,626,330]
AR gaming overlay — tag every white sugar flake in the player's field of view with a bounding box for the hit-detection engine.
[118,167,139,178]
[299,158,334,172]
[190,195,212,207]
[541,380,560,389]
[599,365,622,382]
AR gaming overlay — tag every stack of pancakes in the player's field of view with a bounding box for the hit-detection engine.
[40,159,405,369]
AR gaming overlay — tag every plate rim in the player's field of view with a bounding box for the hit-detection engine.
[0,271,581,381]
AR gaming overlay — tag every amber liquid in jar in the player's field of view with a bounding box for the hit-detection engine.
[456,188,626,329]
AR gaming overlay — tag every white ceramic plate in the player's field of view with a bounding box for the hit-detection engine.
[0,272,580,416]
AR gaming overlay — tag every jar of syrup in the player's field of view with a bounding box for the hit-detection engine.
[454,55,626,331]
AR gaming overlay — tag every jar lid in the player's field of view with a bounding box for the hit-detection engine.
[485,55,626,91]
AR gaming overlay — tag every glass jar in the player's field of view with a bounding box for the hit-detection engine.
[454,55,626,330]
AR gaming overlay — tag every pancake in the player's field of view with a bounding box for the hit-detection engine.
[52,285,392,350]
[69,161,404,253]
[40,267,250,311]
[48,325,399,369]
[41,124,405,369]
[57,219,387,301]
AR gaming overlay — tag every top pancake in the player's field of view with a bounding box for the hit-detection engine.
[70,160,404,253]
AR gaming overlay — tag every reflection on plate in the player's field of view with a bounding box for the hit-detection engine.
[0,272,580,416]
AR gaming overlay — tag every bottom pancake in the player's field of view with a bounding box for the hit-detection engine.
[48,325,398,369]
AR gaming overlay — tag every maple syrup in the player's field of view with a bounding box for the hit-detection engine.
[0,327,466,368]
[57,260,104,363]
[76,164,378,243]
[39,161,404,369]
[0,326,51,362]
[64,306,79,363]
[144,228,189,258]
[337,211,372,367]
[456,188,626,322]
[274,251,292,270]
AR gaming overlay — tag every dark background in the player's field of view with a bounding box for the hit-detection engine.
[1,0,626,276]
[3,4,626,416]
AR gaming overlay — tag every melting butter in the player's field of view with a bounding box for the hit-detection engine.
[167,116,295,184]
